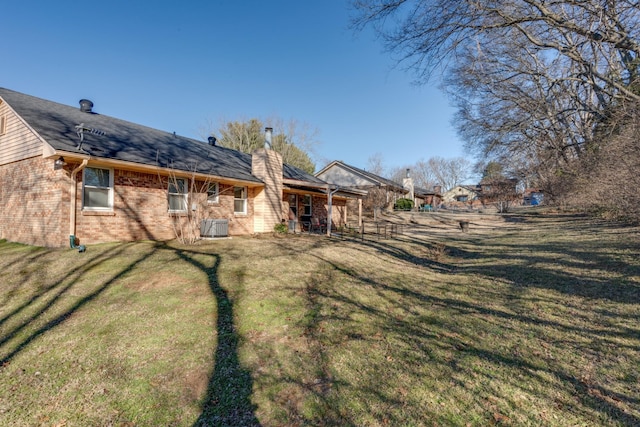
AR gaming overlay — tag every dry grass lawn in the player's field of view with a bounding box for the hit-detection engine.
[0,208,638,426]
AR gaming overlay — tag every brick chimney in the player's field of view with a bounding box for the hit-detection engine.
[403,168,414,202]
[251,127,283,233]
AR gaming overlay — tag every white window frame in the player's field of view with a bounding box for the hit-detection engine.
[0,115,6,136]
[302,194,312,216]
[82,167,114,211]
[234,186,247,214]
[207,182,219,204]
[168,178,188,213]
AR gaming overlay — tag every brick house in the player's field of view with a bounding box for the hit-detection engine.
[0,87,361,247]
[441,185,483,208]
[315,160,407,218]
[413,186,442,209]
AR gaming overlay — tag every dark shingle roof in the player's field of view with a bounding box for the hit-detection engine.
[414,187,439,196]
[283,163,325,184]
[1,87,321,185]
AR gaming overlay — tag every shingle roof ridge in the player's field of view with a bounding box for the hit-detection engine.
[337,160,403,188]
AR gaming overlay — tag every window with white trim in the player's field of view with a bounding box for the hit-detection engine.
[82,167,113,210]
[0,115,6,136]
[207,182,219,203]
[234,186,247,214]
[302,194,312,216]
[168,178,188,212]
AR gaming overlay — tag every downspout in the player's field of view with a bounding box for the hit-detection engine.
[69,160,88,244]
[326,185,340,237]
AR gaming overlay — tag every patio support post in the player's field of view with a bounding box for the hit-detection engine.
[326,185,340,237]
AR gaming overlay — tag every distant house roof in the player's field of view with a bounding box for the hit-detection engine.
[315,160,404,191]
[0,87,322,186]
[414,187,440,197]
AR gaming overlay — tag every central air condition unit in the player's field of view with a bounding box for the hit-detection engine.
[200,219,229,238]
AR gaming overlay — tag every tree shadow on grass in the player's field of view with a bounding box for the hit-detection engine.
[307,243,640,426]
[0,243,159,366]
[173,248,260,427]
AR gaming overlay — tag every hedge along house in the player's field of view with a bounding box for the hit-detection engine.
[0,87,359,247]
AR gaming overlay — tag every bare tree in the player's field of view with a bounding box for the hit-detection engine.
[427,157,471,192]
[390,157,471,192]
[363,153,391,220]
[353,0,640,98]
[564,100,640,222]
[163,167,225,245]
[412,159,439,189]
[481,178,521,213]
[353,0,640,203]
[204,117,319,173]
[267,115,320,173]
[366,152,387,177]
[216,118,264,154]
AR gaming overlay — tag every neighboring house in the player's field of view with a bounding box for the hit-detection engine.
[315,160,406,213]
[0,87,360,247]
[398,168,442,208]
[414,186,442,209]
[442,185,482,208]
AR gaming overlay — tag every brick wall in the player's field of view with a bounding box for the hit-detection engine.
[281,192,347,230]
[0,160,256,247]
[75,170,254,245]
[311,195,346,229]
[0,157,69,247]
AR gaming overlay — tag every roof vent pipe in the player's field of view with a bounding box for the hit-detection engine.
[264,127,273,150]
[406,168,410,178]
[79,99,93,113]
[208,136,217,146]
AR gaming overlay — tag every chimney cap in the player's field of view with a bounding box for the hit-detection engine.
[264,127,273,149]
[79,99,93,113]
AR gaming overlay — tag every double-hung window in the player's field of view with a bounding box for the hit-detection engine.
[168,178,188,213]
[234,186,247,214]
[207,182,219,204]
[302,194,312,216]
[83,167,113,210]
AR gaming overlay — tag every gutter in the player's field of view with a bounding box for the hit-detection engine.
[69,159,88,241]
[46,150,263,187]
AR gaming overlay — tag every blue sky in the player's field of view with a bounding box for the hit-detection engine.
[3,1,467,173]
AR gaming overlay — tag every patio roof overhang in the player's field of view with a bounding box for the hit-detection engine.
[283,179,367,199]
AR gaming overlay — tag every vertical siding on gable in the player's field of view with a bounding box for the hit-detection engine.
[317,165,373,187]
[0,100,44,165]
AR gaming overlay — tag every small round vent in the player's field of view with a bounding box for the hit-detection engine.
[79,99,94,113]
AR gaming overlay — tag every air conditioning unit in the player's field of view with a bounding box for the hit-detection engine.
[200,219,229,238]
